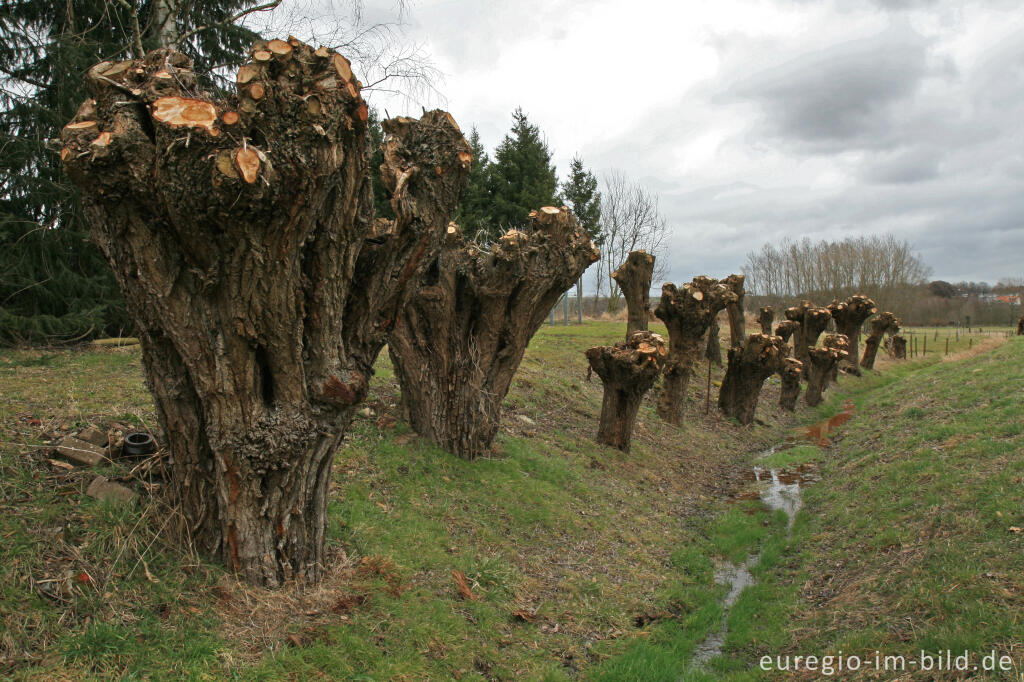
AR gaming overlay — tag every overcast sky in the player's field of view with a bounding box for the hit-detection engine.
[259,0,1024,288]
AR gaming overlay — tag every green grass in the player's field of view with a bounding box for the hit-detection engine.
[2,323,1022,679]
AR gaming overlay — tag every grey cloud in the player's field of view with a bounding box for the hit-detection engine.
[727,25,932,151]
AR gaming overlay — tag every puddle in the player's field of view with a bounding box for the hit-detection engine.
[690,555,760,666]
[802,399,855,446]
[693,460,811,669]
[753,467,803,529]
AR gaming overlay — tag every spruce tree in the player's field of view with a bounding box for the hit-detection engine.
[0,1,261,344]
[486,108,558,239]
[561,155,602,245]
[454,126,492,238]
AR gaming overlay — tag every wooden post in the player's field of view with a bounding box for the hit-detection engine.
[564,292,569,326]
[923,335,927,356]
[577,278,583,325]
[945,337,949,356]
[705,360,712,415]
[969,338,973,349]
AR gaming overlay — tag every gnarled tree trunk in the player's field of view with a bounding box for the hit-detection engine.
[718,334,785,425]
[774,319,800,354]
[388,207,598,459]
[705,316,723,366]
[861,311,900,370]
[61,42,470,586]
[785,303,831,367]
[778,357,803,411]
[723,274,746,348]
[1017,317,1024,336]
[585,331,666,451]
[612,250,655,339]
[804,334,849,407]
[888,335,907,359]
[828,295,877,376]
[653,277,737,425]
[757,306,774,334]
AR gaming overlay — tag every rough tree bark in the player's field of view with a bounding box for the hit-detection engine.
[705,316,723,366]
[774,319,800,354]
[653,277,737,425]
[828,295,877,376]
[61,42,470,587]
[778,357,803,411]
[861,311,900,370]
[785,303,831,366]
[723,274,746,348]
[1016,316,1023,336]
[585,331,666,451]
[718,334,785,425]
[888,335,907,359]
[757,306,774,334]
[612,250,655,339]
[804,334,849,407]
[388,207,598,459]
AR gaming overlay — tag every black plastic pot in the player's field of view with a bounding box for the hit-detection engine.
[122,431,156,457]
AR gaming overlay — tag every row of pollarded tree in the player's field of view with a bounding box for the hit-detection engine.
[61,39,612,586]
[59,40,905,588]
[583,252,906,451]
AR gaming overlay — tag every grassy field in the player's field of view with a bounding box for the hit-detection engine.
[0,321,1021,679]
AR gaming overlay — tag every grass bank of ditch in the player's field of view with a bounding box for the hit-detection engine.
[0,322,1020,679]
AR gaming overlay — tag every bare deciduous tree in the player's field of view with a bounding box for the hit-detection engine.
[592,171,668,312]
[743,235,930,314]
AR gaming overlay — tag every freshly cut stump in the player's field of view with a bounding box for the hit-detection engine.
[585,331,667,451]
[61,42,470,587]
[718,334,785,425]
[774,319,800,349]
[805,334,849,407]
[861,311,900,370]
[829,294,877,376]
[778,357,803,411]
[653,277,737,425]
[388,207,598,459]
[612,250,655,339]
[757,306,774,335]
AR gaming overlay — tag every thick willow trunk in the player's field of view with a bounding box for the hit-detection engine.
[654,277,737,425]
[585,331,666,451]
[774,319,800,355]
[723,274,746,348]
[778,357,803,411]
[757,306,774,334]
[1017,317,1024,336]
[861,311,900,370]
[61,43,469,586]
[829,295,877,376]
[888,335,907,359]
[612,250,655,339]
[804,334,849,407]
[389,208,598,459]
[705,316,723,366]
[718,334,785,425]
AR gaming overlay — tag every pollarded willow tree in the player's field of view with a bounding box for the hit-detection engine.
[723,273,746,348]
[612,250,655,339]
[388,207,599,459]
[585,331,666,451]
[61,41,471,587]
[784,302,831,366]
[778,357,803,411]
[861,311,900,370]
[828,294,877,375]
[804,334,849,406]
[653,277,737,425]
[757,306,774,335]
[718,333,785,425]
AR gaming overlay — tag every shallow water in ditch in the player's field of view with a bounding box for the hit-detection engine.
[690,460,807,669]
